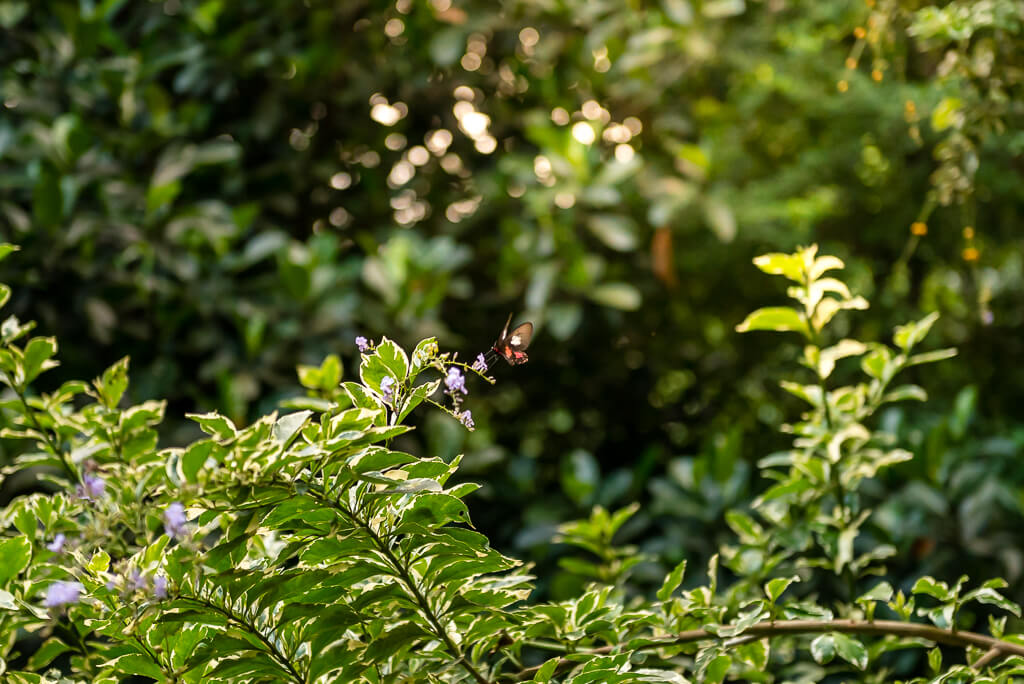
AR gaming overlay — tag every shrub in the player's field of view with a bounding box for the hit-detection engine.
[0,244,1021,683]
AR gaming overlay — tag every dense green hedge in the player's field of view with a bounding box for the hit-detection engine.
[2,0,1024,625]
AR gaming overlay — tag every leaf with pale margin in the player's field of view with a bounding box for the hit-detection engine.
[657,560,687,601]
[765,575,799,603]
[752,252,805,282]
[912,576,952,602]
[964,587,1022,617]
[186,412,236,440]
[810,634,835,664]
[894,312,940,352]
[833,633,868,669]
[858,581,894,604]
[736,307,809,338]
[375,337,409,380]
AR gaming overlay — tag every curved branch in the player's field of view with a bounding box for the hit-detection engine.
[179,594,305,683]
[510,619,1024,681]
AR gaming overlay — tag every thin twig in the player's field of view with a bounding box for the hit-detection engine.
[509,618,1024,681]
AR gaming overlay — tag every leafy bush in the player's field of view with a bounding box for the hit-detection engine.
[1,244,1022,683]
[5,2,1024,610]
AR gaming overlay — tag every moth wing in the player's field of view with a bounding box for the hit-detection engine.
[498,312,513,341]
[506,322,534,351]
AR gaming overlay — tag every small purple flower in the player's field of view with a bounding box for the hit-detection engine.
[472,354,488,373]
[445,367,467,395]
[153,575,168,599]
[458,410,475,430]
[44,580,83,608]
[164,502,187,539]
[76,473,106,500]
[355,336,369,352]
[128,568,146,591]
[46,533,66,554]
[379,376,396,404]
[105,578,116,591]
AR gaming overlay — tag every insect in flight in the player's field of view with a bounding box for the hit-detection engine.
[483,314,534,369]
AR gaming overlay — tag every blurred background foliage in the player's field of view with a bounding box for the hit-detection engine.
[2,0,1024,605]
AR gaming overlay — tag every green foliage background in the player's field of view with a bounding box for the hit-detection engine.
[2,0,1024,616]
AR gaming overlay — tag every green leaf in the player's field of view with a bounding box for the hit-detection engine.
[809,254,845,280]
[832,633,868,669]
[735,307,810,338]
[26,638,71,670]
[364,621,431,662]
[181,440,215,483]
[0,244,20,263]
[705,654,731,683]
[186,412,237,440]
[399,493,470,528]
[296,364,321,389]
[273,410,311,446]
[0,588,16,610]
[881,384,927,403]
[931,96,962,132]
[907,348,957,366]
[22,337,58,384]
[810,634,835,664]
[87,550,110,574]
[319,354,343,388]
[735,639,769,670]
[755,477,812,505]
[358,352,395,396]
[348,447,417,473]
[816,339,867,378]
[397,379,440,422]
[0,285,9,310]
[375,337,410,380]
[106,652,168,680]
[0,536,31,586]
[724,511,763,544]
[765,575,799,603]
[752,252,805,282]
[587,214,638,251]
[657,560,687,601]
[893,312,940,352]
[858,581,894,604]
[590,282,642,310]
[965,587,1022,617]
[531,657,561,683]
[779,381,822,407]
[912,576,952,602]
[95,356,130,408]
[928,646,942,674]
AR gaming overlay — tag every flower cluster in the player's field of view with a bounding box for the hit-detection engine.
[355,336,371,352]
[108,566,169,600]
[164,502,187,539]
[44,580,83,608]
[380,376,396,404]
[46,533,66,553]
[472,353,488,373]
[445,367,467,395]
[75,473,106,501]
